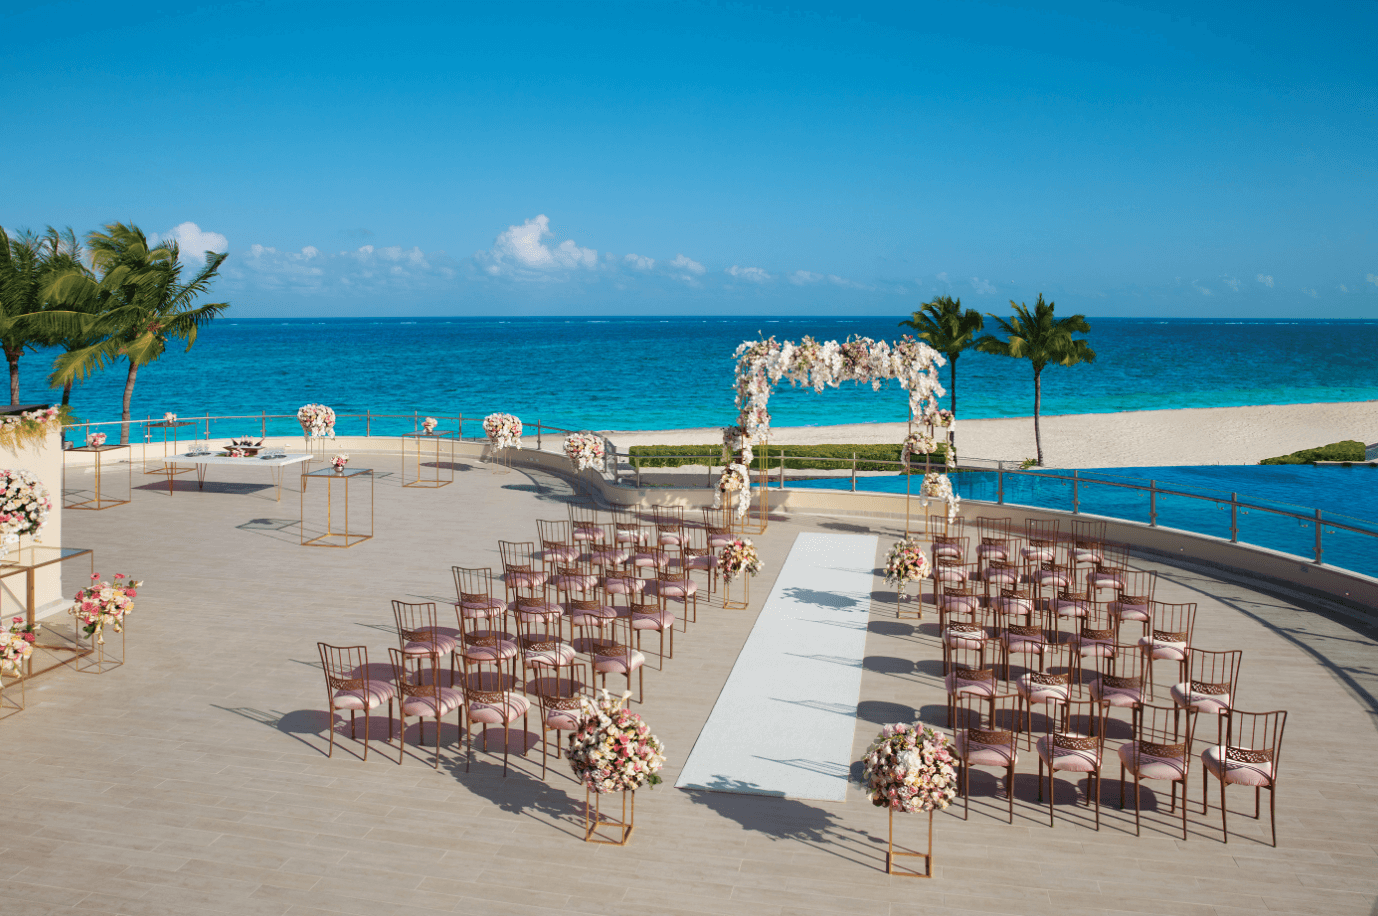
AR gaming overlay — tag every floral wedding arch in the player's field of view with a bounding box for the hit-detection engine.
[715,335,960,522]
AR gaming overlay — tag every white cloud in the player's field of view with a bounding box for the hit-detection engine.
[726,265,773,283]
[154,222,228,266]
[788,270,872,290]
[936,272,950,284]
[1222,276,1241,292]
[1256,274,1274,288]
[474,214,597,280]
[669,253,705,275]
[1339,284,1349,293]
[624,253,655,271]
[970,277,996,295]
[1302,287,1318,298]
[1367,273,1378,287]
[790,270,824,285]
[229,242,455,294]
[1192,281,1213,296]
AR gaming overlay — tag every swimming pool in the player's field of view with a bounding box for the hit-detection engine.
[790,465,1378,579]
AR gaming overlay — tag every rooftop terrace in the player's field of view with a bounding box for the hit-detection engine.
[8,448,1378,916]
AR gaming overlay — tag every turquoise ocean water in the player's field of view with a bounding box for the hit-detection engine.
[25,316,1378,434]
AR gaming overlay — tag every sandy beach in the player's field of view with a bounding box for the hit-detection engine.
[602,401,1378,468]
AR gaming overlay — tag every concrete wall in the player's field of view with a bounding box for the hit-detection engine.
[1,426,66,618]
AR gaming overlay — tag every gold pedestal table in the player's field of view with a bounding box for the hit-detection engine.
[301,467,374,548]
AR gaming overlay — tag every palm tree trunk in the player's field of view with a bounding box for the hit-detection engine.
[120,360,139,445]
[1033,366,1044,467]
[5,346,19,406]
[948,354,958,453]
[61,380,72,407]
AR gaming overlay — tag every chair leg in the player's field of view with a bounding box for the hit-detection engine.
[362,708,370,761]
[1269,785,1277,847]
[1007,763,1015,823]
[433,714,441,769]
[1118,764,1125,809]
[397,714,406,765]
[1221,777,1229,843]
[1094,771,1101,831]
[327,708,336,758]
[963,763,970,821]
[1037,757,1044,804]
[1134,774,1141,836]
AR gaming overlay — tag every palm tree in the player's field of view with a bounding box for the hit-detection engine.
[975,294,1094,466]
[35,228,101,410]
[48,223,229,443]
[0,227,86,405]
[899,294,984,447]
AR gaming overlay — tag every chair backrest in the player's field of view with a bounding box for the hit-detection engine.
[1097,541,1131,571]
[976,516,1014,540]
[1224,708,1286,776]
[681,524,710,555]
[1131,701,1194,771]
[944,643,995,683]
[569,503,603,538]
[1104,641,1148,684]
[652,505,685,531]
[954,691,1020,744]
[317,643,368,693]
[926,514,964,538]
[513,594,559,626]
[452,566,495,604]
[537,519,574,549]
[1117,569,1157,606]
[992,586,1037,625]
[532,672,585,714]
[498,540,537,572]
[700,506,729,533]
[1187,648,1243,698]
[1044,697,1106,754]
[392,600,439,644]
[1150,601,1197,645]
[1077,601,1116,641]
[1070,519,1107,545]
[1025,518,1060,544]
[387,646,440,706]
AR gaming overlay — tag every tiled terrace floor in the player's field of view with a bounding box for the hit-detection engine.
[6,455,1378,915]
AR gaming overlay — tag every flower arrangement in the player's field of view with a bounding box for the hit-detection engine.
[0,616,39,677]
[0,469,51,557]
[719,537,763,582]
[884,537,931,586]
[483,413,523,451]
[923,404,956,429]
[731,335,945,444]
[163,412,177,423]
[920,472,961,522]
[297,403,336,438]
[567,689,666,794]
[900,431,936,469]
[422,416,438,434]
[330,453,349,470]
[87,432,107,447]
[563,432,606,471]
[70,573,141,645]
[861,722,958,813]
[226,448,246,458]
[713,462,752,522]
[0,406,64,452]
[720,425,754,466]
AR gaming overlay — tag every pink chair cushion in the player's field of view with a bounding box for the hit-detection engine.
[631,609,675,630]
[1139,635,1188,661]
[632,553,668,569]
[462,638,519,661]
[935,568,968,584]
[942,627,986,650]
[1090,677,1142,707]
[459,599,504,620]
[506,571,548,589]
[1052,599,1087,618]
[593,647,646,674]
[572,527,604,542]
[1202,745,1274,787]
[1169,682,1231,715]
[468,693,530,724]
[982,568,1020,585]
[1016,674,1069,703]
[1090,573,1125,590]
[401,687,462,718]
[567,604,618,626]
[932,545,963,560]
[708,534,733,548]
[512,601,562,620]
[955,730,1017,767]
[1022,546,1055,562]
[1069,635,1115,658]
[590,549,630,566]
[654,579,697,598]
[1110,600,1150,622]
[541,546,580,563]
[545,709,581,731]
[1034,571,1069,587]
[687,555,718,571]
[552,574,599,592]
[1073,548,1102,564]
[1002,633,1048,653]
[658,532,683,546]
[404,634,458,656]
[602,576,647,595]
[992,597,1034,616]
[940,594,981,613]
[524,643,576,668]
[1036,735,1101,773]
[332,682,395,710]
[1118,742,1187,781]
[977,544,1009,560]
[944,673,996,697]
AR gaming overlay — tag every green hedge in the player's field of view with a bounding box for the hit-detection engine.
[1259,440,1365,465]
[628,443,950,473]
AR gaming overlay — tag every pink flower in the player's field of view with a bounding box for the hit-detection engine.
[91,573,101,581]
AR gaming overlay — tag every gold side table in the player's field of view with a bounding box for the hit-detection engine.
[401,431,456,488]
[301,467,373,548]
[66,444,132,510]
[0,545,95,681]
[143,420,197,477]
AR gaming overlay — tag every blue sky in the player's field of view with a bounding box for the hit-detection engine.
[3,0,1374,318]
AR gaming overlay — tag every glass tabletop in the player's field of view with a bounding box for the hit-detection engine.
[401,430,457,439]
[147,420,198,429]
[69,443,130,453]
[303,467,373,479]
[0,545,94,572]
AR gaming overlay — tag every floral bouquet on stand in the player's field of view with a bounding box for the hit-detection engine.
[297,404,336,438]
[569,689,666,844]
[900,431,937,469]
[920,472,961,522]
[720,425,754,467]
[719,537,763,581]
[70,573,141,646]
[87,432,107,447]
[422,416,438,434]
[884,537,931,587]
[330,453,349,471]
[163,412,177,423]
[563,432,606,471]
[713,463,752,523]
[0,616,39,677]
[862,722,957,813]
[0,470,51,558]
[482,413,523,451]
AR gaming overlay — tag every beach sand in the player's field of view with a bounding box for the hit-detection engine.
[602,401,1378,468]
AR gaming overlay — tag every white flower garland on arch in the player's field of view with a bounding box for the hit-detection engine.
[722,334,960,521]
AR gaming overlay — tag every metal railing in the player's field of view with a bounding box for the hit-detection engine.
[622,450,1378,578]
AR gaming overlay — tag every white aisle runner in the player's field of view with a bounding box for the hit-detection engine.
[676,532,878,801]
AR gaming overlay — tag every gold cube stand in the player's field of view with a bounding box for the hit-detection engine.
[66,444,132,510]
[301,467,374,548]
[401,431,456,488]
[143,420,197,477]
[896,582,924,620]
[886,808,934,878]
[722,574,750,610]
[585,788,634,845]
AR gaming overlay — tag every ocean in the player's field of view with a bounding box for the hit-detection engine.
[21,315,1378,436]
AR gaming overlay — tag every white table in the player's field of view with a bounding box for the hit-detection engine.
[164,453,312,501]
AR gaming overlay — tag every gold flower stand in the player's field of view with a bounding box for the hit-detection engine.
[66,443,132,510]
[723,574,750,610]
[585,788,635,845]
[486,444,513,475]
[75,622,125,674]
[896,581,924,621]
[401,431,456,488]
[0,545,95,681]
[301,467,374,548]
[886,808,934,878]
[0,669,25,715]
[143,419,197,477]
